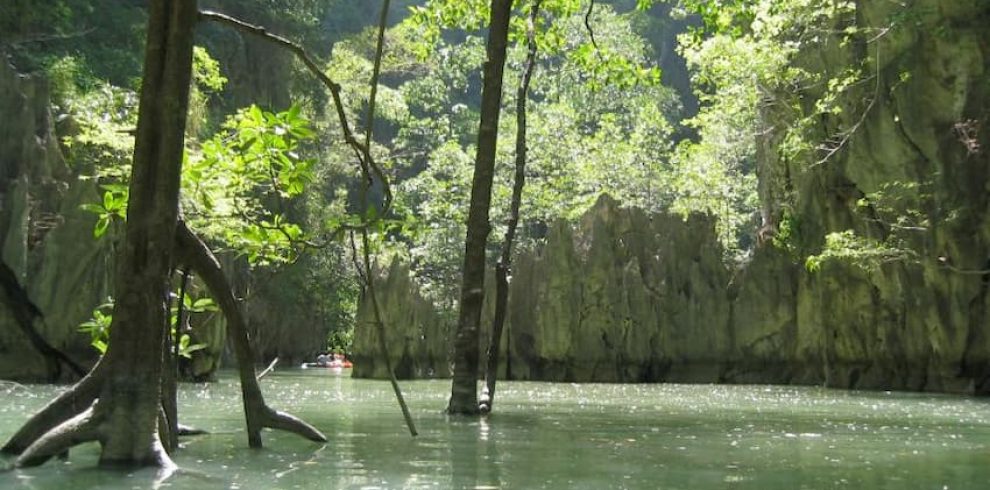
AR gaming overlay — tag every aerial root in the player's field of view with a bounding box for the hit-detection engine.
[2,361,104,455]
[175,219,326,447]
[258,407,327,443]
[176,424,208,436]
[15,406,101,468]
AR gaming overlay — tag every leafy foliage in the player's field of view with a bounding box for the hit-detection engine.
[185,104,318,265]
[78,294,215,358]
[350,3,680,298]
[805,230,917,273]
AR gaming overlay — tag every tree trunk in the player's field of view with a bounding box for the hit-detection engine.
[448,0,515,415]
[174,220,326,447]
[5,0,199,469]
[92,0,198,467]
[480,0,541,414]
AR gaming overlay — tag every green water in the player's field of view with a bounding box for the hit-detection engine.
[1,370,989,489]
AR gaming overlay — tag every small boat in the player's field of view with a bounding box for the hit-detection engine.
[301,353,352,370]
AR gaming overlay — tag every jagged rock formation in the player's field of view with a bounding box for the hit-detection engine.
[353,1,989,394]
[751,0,990,393]
[352,261,452,379]
[0,59,105,380]
[356,188,989,394]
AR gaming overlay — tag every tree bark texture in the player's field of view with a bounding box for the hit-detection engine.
[175,220,326,447]
[94,0,198,467]
[448,0,515,415]
[480,0,541,414]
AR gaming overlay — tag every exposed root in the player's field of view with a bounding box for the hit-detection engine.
[1,359,104,455]
[257,407,326,443]
[176,424,208,436]
[15,406,100,468]
[175,220,326,447]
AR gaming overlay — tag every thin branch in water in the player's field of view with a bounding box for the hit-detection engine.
[256,357,278,380]
[356,0,418,437]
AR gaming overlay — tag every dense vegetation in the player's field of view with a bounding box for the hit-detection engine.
[3,0,733,359]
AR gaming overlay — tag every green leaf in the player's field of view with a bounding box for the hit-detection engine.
[94,217,111,238]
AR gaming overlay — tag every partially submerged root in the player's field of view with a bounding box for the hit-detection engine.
[1,360,104,455]
[176,220,326,447]
[176,424,208,437]
[256,406,325,443]
[15,406,100,468]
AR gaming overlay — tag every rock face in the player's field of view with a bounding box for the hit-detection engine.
[0,60,106,380]
[352,261,452,379]
[354,1,990,394]
[750,0,990,393]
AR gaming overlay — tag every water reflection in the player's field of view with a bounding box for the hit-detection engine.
[1,374,989,489]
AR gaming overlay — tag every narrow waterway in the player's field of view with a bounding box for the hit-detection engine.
[1,370,988,489]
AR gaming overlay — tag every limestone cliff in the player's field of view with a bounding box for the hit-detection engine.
[0,59,106,380]
[750,0,990,392]
[351,261,452,379]
[353,0,989,394]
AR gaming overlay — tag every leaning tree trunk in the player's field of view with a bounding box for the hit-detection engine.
[4,0,198,468]
[174,220,326,447]
[448,0,515,415]
[479,0,541,415]
[0,260,86,381]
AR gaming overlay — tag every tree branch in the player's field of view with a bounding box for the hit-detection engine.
[0,260,86,380]
[198,10,392,219]
[174,219,326,447]
[584,0,602,58]
[356,0,417,438]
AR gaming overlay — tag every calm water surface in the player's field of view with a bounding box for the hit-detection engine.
[1,370,988,489]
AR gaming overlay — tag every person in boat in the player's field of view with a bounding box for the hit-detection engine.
[315,353,331,367]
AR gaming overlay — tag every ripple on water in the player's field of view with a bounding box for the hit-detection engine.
[1,374,989,489]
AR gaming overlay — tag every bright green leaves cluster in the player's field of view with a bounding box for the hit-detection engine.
[571,43,662,90]
[634,0,759,39]
[192,46,228,92]
[805,181,930,273]
[407,0,491,58]
[187,46,228,138]
[78,97,319,267]
[406,0,662,92]
[62,83,139,172]
[80,184,128,238]
[185,104,317,265]
[78,299,113,354]
[78,294,216,357]
[805,230,917,273]
[681,0,758,38]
